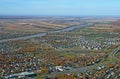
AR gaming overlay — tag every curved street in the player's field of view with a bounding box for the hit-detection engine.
[49,45,120,76]
[109,46,120,61]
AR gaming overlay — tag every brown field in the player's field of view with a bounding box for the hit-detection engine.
[0,20,66,33]
[0,17,82,33]
[0,17,83,39]
[0,16,120,40]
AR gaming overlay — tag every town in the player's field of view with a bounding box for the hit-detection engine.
[0,16,120,79]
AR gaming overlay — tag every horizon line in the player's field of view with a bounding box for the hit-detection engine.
[0,15,120,17]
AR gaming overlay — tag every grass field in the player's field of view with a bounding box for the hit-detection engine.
[0,17,84,40]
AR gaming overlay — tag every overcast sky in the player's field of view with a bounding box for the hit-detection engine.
[0,0,120,16]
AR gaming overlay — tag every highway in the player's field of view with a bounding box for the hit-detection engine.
[49,45,120,76]
[109,46,120,61]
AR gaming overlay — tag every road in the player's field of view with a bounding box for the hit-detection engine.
[4,46,120,78]
[49,45,120,76]
[109,46,120,61]
[1,22,120,78]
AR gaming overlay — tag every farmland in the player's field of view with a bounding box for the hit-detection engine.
[0,16,84,40]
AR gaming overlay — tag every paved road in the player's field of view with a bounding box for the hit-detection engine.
[109,46,120,61]
[49,45,120,76]
[2,22,120,78]
[5,46,119,78]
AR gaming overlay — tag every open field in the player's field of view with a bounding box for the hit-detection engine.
[0,16,84,40]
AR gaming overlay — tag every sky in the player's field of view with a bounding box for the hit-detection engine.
[0,0,120,16]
